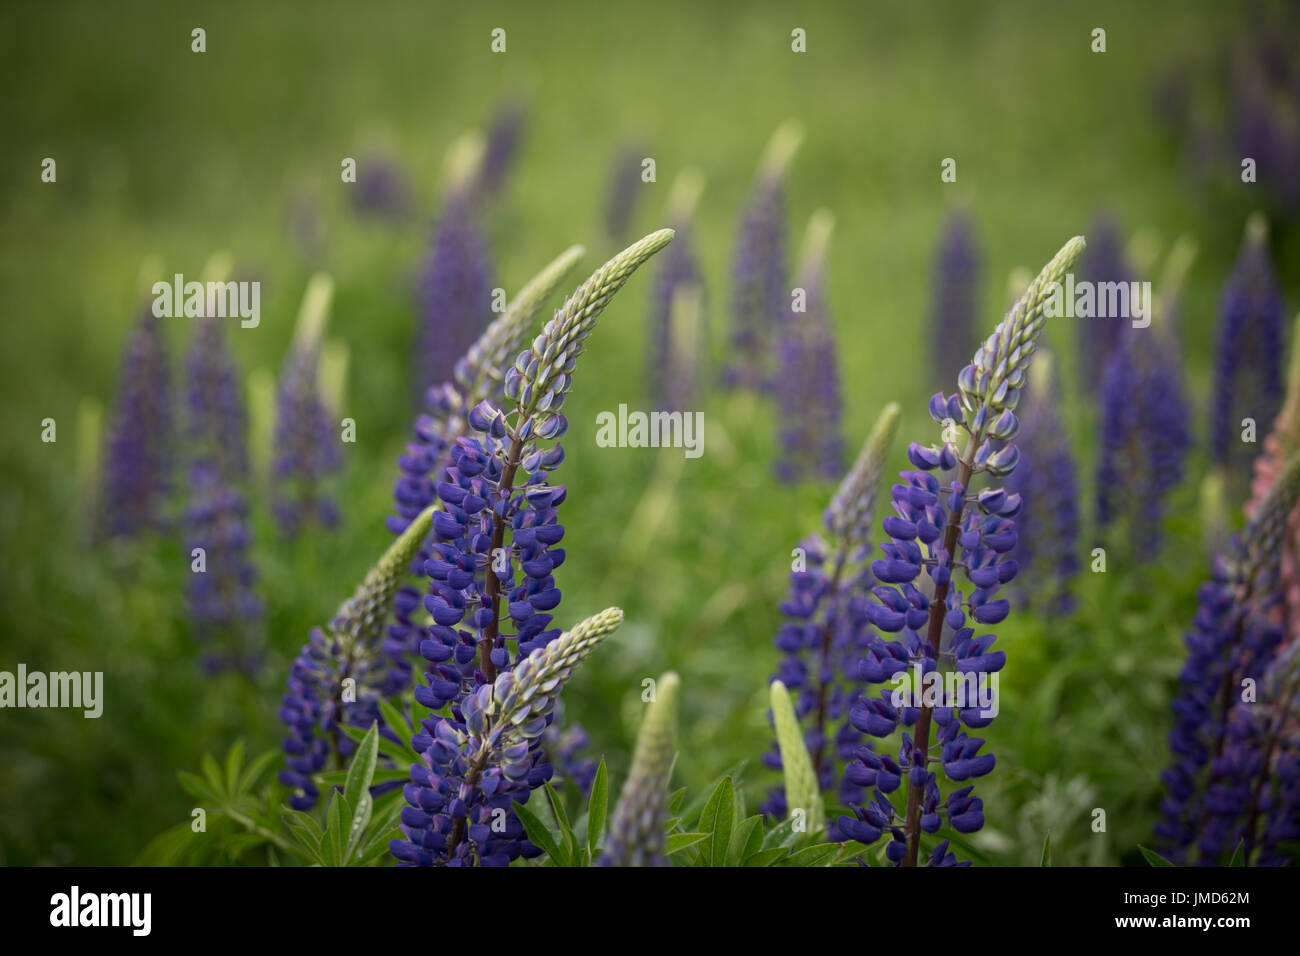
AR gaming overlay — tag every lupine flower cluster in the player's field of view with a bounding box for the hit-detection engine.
[726,122,800,391]
[185,314,262,672]
[764,402,899,826]
[838,236,1086,866]
[280,504,437,809]
[478,101,525,201]
[1095,286,1192,555]
[391,231,673,866]
[1211,216,1286,485]
[1004,351,1079,613]
[603,144,646,244]
[1075,216,1134,393]
[928,209,983,389]
[272,275,342,536]
[647,169,706,411]
[101,305,173,539]
[415,137,494,398]
[775,209,843,481]
[387,246,585,694]
[1156,453,1300,864]
[600,671,680,867]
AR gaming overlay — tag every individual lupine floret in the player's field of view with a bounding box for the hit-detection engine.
[1211,215,1286,487]
[840,236,1087,867]
[1004,351,1078,613]
[775,209,843,481]
[386,246,585,693]
[764,403,900,822]
[769,679,824,836]
[185,310,261,672]
[392,607,623,866]
[928,208,983,390]
[1095,247,1193,556]
[647,168,706,411]
[600,671,680,867]
[102,304,173,539]
[725,121,801,390]
[280,504,438,809]
[415,132,494,398]
[1156,452,1300,862]
[393,231,673,867]
[1075,215,1134,393]
[273,274,342,536]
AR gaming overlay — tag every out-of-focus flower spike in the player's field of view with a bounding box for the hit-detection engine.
[827,402,901,547]
[1199,469,1231,562]
[928,207,983,387]
[319,338,350,418]
[649,169,706,411]
[601,670,679,867]
[771,679,825,836]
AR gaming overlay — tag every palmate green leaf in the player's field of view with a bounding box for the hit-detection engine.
[377,698,415,750]
[698,776,735,867]
[344,789,374,864]
[201,753,226,798]
[1138,845,1176,867]
[727,814,764,866]
[668,787,687,817]
[587,759,608,860]
[744,847,790,867]
[512,798,565,866]
[225,739,246,794]
[665,832,710,855]
[178,771,218,805]
[316,767,410,788]
[237,748,281,798]
[679,761,748,823]
[544,781,579,865]
[776,842,844,867]
[325,794,345,867]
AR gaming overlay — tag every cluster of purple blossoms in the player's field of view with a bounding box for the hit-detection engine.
[1226,17,1300,217]
[101,305,173,539]
[927,209,983,389]
[1157,454,1300,864]
[415,183,494,399]
[1075,215,1134,393]
[1096,299,1191,555]
[604,144,646,244]
[389,231,673,866]
[1211,217,1286,484]
[763,404,899,829]
[351,153,412,222]
[647,172,706,411]
[185,315,262,672]
[272,316,341,536]
[1004,352,1079,613]
[775,210,843,482]
[837,237,1086,866]
[478,102,526,201]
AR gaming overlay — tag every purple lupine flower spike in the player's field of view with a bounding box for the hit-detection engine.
[1211,215,1286,485]
[102,304,173,539]
[764,403,899,829]
[392,231,672,867]
[185,295,262,673]
[1075,215,1135,393]
[273,274,342,536]
[604,144,646,244]
[928,208,983,390]
[776,209,844,481]
[280,504,438,810]
[1005,351,1079,613]
[478,101,525,201]
[841,237,1086,866]
[415,133,494,399]
[1156,453,1300,863]
[1096,242,1193,555]
[647,168,706,412]
[726,121,800,391]
[351,153,412,222]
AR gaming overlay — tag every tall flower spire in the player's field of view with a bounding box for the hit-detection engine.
[1075,215,1134,393]
[1211,215,1286,488]
[928,208,983,389]
[841,236,1086,866]
[102,303,173,539]
[765,403,899,825]
[416,132,494,399]
[726,121,800,390]
[647,168,706,411]
[1005,350,1079,613]
[775,209,843,481]
[272,274,342,536]
[392,232,672,866]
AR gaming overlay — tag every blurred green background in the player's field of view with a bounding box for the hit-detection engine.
[1,0,1295,865]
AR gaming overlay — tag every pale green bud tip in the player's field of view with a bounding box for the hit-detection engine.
[294,272,334,350]
[759,120,803,181]
[770,680,824,833]
[797,209,835,277]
